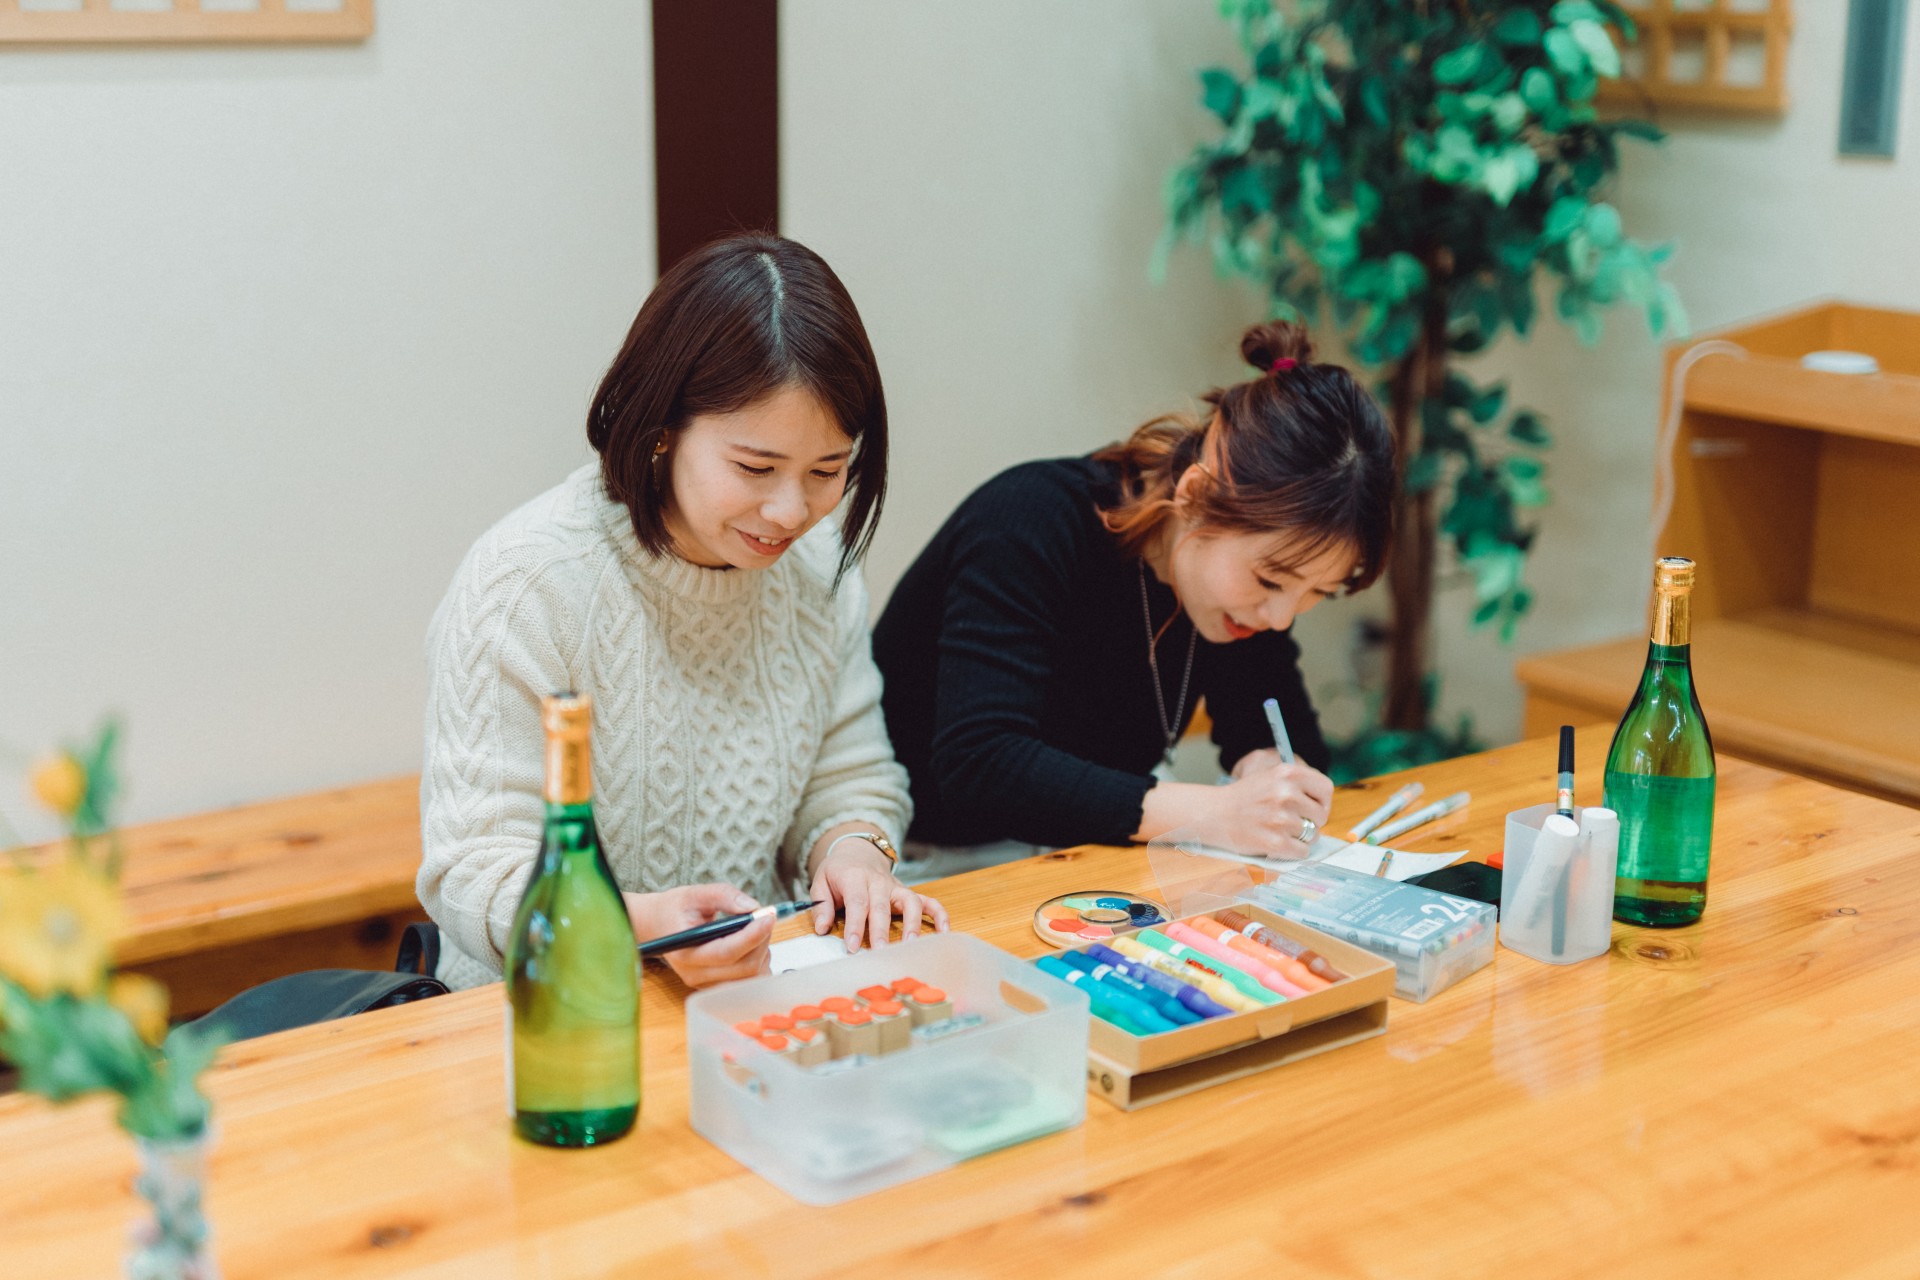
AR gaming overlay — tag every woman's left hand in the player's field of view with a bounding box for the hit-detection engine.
[808,838,950,953]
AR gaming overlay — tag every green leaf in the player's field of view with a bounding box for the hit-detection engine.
[1584,201,1623,247]
[1521,66,1559,112]
[1200,68,1243,124]
[1433,43,1486,85]
[1491,92,1529,135]
[1494,10,1545,45]
[1543,27,1585,76]
[1569,18,1622,78]
[1361,76,1391,126]
[1551,0,1606,24]
[1544,195,1586,242]
[1508,411,1552,445]
[1470,382,1508,424]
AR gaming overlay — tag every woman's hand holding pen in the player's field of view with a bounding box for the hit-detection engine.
[625,884,773,989]
[1215,759,1334,856]
[807,832,950,954]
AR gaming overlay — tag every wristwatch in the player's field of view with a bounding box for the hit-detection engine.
[824,829,899,868]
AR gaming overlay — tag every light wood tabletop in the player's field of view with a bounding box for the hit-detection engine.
[4,728,1918,1279]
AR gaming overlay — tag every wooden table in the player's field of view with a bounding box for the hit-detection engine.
[23,776,425,1017]
[5,729,1919,1278]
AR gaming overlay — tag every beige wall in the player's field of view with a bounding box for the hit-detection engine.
[782,1,1252,603]
[0,2,653,836]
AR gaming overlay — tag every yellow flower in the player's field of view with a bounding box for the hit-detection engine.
[28,753,88,818]
[0,861,125,999]
[109,973,170,1046]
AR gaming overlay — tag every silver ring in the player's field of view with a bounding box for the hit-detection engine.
[1298,816,1318,845]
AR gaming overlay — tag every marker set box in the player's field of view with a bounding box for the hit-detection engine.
[1243,861,1496,1003]
[685,933,1087,1205]
[1038,900,1394,1111]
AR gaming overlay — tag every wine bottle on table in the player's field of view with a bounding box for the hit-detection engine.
[506,692,639,1146]
[1605,557,1716,928]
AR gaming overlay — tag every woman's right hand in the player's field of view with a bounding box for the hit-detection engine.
[1199,761,1334,857]
[624,883,773,990]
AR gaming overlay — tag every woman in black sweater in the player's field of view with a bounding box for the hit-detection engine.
[872,321,1395,857]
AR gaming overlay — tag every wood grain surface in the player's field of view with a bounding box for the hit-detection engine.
[18,776,426,1014]
[4,729,1918,1279]
[21,775,423,967]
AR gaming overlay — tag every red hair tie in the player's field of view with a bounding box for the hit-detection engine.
[1269,357,1298,374]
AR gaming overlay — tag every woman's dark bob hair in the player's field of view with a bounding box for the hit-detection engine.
[587,232,887,581]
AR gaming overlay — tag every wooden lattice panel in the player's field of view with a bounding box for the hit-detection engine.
[1600,0,1793,114]
[0,0,371,45]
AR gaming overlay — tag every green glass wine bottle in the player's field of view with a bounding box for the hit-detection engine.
[505,692,639,1146]
[1605,557,1716,927]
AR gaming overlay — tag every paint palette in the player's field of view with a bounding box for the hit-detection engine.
[1032,891,1170,949]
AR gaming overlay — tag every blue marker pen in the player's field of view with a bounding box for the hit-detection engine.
[1059,951,1202,1026]
[1036,955,1178,1034]
[1086,943,1234,1019]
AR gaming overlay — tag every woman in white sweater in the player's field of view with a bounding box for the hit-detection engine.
[419,234,945,992]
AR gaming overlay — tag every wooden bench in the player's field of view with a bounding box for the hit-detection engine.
[25,776,427,1018]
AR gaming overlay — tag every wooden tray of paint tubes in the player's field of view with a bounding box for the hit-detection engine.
[1034,838,1396,1110]
[684,932,1090,1204]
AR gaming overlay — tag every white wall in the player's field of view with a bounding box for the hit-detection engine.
[0,1,653,837]
[787,2,1920,754]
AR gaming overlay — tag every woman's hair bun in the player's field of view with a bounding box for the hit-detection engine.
[1240,320,1316,373]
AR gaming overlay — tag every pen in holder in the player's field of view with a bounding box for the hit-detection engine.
[1500,804,1619,965]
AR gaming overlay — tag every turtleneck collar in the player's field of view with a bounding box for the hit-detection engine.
[578,464,763,606]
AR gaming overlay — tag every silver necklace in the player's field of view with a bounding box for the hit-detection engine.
[1138,561,1198,777]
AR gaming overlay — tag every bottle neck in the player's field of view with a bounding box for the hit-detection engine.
[1650,589,1691,646]
[545,734,592,807]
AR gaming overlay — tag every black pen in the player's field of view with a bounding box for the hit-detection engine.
[1552,726,1575,955]
[1556,724,1576,818]
[638,900,814,958]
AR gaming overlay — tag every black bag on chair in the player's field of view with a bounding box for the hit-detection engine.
[191,970,450,1043]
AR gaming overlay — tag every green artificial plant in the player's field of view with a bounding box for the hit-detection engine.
[1162,0,1686,775]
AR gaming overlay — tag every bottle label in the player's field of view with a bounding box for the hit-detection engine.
[1605,771,1715,884]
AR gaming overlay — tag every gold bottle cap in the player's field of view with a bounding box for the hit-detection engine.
[1654,557,1696,593]
[542,692,592,737]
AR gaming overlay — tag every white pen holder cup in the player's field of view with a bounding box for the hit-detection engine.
[1500,804,1619,965]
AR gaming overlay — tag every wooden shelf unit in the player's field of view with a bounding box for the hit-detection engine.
[1599,0,1793,116]
[1517,301,1920,807]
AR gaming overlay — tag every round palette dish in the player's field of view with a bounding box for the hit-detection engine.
[1031,890,1171,949]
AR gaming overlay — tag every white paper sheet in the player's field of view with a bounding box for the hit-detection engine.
[1177,833,1469,882]
[768,932,852,974]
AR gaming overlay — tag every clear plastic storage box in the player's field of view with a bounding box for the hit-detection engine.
[685,932,1088,1205]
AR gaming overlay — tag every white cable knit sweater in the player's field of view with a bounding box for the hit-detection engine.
[418,463,912,991]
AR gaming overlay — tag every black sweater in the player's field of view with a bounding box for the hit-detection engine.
[873,455,1329,848]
